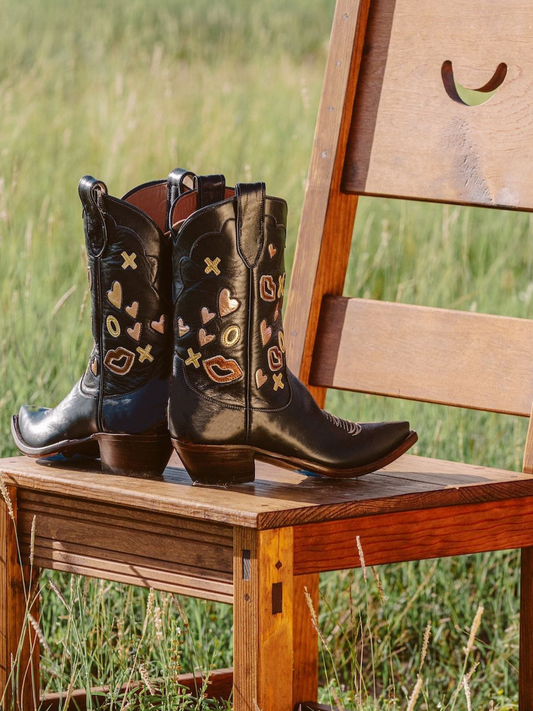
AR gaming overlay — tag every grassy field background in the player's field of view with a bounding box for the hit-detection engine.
[1,0,532,708]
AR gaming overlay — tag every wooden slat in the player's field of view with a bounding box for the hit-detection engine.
[18,506,232,574]
[41,668,233,711]
[311,296,533,416]
[293,495,533,575]
[285,0,366,403]
[19,490,233,540]
[17,490,233,604]
[342,0,533,210]
[27,548,232,604]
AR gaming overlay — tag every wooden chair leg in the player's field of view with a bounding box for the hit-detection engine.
[233,527,296,711]
[0,485,39,711]
[293,573,319,707]
[520,546,533,710]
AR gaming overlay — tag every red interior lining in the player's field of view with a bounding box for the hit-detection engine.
[123,183,168,232]
[171,188,235,227]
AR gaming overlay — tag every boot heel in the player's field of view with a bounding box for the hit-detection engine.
[97,433,172,478]
[173,439,255,485]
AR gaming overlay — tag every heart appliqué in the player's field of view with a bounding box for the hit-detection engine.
[103,347,135,376]
[90,359,98,376]
[219,288,240,317]
[127,322,142,342]
[203,355,243,384]
[125,301,139,319]
[268,243,277,258]
[107,281,122,310]
[177,317,190,337]
[255,369,268,389]
[151,315,165,334]
[260,319,272,346]
[201,307,216,324]
[198,328,215,347]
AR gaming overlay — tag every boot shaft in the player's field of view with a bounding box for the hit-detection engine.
[171,176,289,415]
[79,176,173,406]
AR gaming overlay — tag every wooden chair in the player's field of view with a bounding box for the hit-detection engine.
[3,0,533,708]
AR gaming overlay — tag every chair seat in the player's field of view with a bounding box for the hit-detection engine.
[1,452,531,530]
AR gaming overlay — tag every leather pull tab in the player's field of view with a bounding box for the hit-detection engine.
[78,175,108,257]
[235,182,266,268]
[197,174,226,209]
[166,168,196,230]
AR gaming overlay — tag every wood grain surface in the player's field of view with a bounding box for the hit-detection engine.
[2,452,533,531]
[311,296,533,416]
[17,489,233,604]
[293,495,533,575]
[520,547,533,711]
[233,528,259,710]
[285,0,366,402]
[233,527,294,711]
[343,0,533,209]
[0,486,39,711]
[293,573,319,706]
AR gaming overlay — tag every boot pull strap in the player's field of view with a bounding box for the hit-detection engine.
[78,175,108,257]
[197,174,226,209]
[235,182,266,268]
[166,168,196,231]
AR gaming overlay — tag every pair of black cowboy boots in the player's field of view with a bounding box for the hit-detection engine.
[11,170,417,484]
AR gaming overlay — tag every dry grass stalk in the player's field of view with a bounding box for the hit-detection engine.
[29,515,36,566]
[27,612,51,657]
[419,622,431,673]
[0,477,14,521]
[406,675,423,711]
[356,535,367,581]
[464,604,484,655]
[304,585,330,652]
[172,595,189,629]
[463,674,472,711]
[82,577,90,605]
[142,588,155,635]
[51,284,76,316]
[371,566,385,604]
[139,663,156,695]
[48,579,69,609]
[63,674,77,711]
[465,661,479,683]
[154,605,163,642]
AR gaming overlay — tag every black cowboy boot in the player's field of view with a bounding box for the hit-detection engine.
[11,170,192,477]
[168,174,417,484]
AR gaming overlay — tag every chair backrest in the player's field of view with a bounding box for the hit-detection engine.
[285,0,533,470]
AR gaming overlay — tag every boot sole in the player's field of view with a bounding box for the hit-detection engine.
[11,415,172,478]
[173,430,418,485]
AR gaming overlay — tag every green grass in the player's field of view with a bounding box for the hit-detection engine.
[0,0,530,708]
